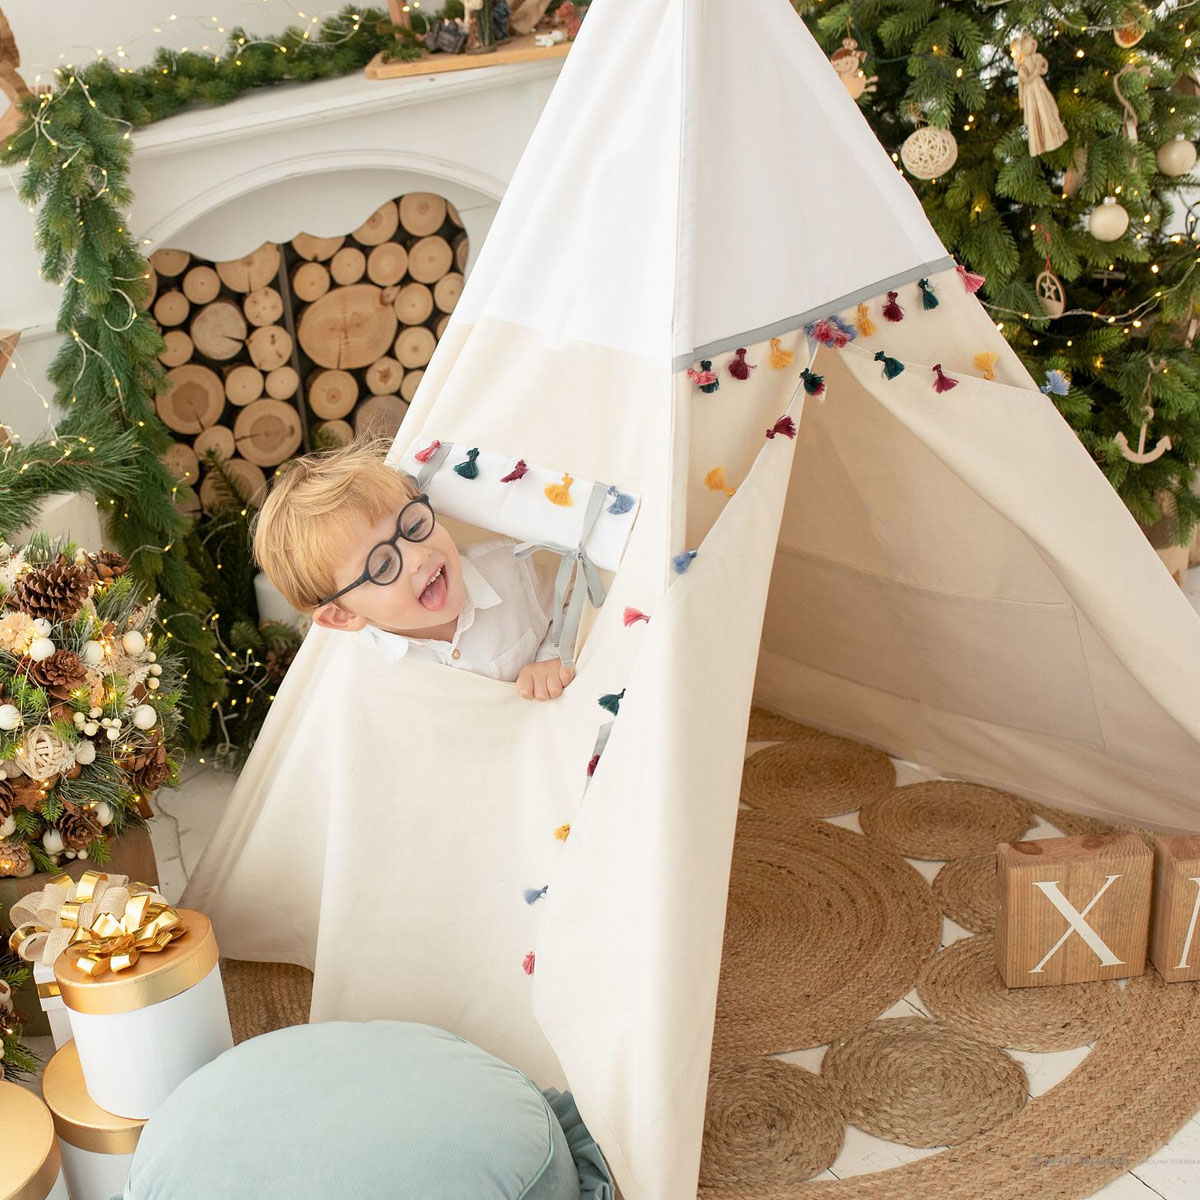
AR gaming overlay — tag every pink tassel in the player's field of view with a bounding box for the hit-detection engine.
[686,366,718,388]
[500,459,528,483]
[587,754,600,777]
[932,364,959,393]
[883,291,904,322]
[623,607,650,627]
[522,952,536,976]
[957,264,986,293]
[414,440,441,464]
[766,416,797,440]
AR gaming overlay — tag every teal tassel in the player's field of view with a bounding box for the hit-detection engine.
[598,688,626,716]
[874,350,905,380]
[918,278,939,310]
[801,368,826,397]
[453,448,480,478]
[524,886,549,905]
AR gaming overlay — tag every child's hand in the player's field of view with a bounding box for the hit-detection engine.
[517,658,576,701]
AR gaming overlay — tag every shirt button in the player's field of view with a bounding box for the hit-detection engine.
[451,649,461,660]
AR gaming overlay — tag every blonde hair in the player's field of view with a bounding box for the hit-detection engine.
[252,438,420,612]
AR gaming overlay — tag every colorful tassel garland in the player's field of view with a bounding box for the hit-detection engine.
[523,952,536,976]
[686,363,719,391]
[500,459,528,482]
[932,364,959,393]
[554,823,571,842]
[973,352,998,380]
[606,486,635,514]
[598,688,626,716]
[918,278,939,310]
[587,754,600,778]
[728,348,755,380]
[414,439,441,464]
[883,291,904,322]
[623,607,650,626]
[1040,369,1070,396]
[874,350,905,380]
[855,302,876,337]
[672,549,698,574]
[453,448,480,478]
[800,368,825,397]
[957,263,986,293]
[524,886,549,905]
[766,416,796,440]
[705,466,735,497]
[768,337,794,369]
[545,473,574,506]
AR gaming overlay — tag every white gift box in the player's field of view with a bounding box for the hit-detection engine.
[53,908,234,1120]
[33,958,75,1049]
[41,1039,144,1200]
[0,1080,71,1200]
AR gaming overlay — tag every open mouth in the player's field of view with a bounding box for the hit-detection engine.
[418,563,447,611]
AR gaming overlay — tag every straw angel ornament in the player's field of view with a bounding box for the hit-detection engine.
[1011,35,1068,156]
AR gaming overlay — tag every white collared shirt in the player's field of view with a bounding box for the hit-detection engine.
[356,536,561,681]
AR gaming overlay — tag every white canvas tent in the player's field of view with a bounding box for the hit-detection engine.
[182,0,1200,1196]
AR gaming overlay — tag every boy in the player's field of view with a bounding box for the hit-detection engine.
[252,439,576,700]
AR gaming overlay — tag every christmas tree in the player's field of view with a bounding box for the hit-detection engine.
[799,0,1200,545]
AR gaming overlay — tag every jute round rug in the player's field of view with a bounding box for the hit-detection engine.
[916,934,1121,1053]
[712,816,942,1061]
[820,1015,1028,1147]
[742,740,897,820]
[931,851,997,934]
[859,781,1035,860]
[699,1059,847,1198]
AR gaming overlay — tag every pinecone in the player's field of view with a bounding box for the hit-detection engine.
[4,774,43,813]
[7,556,90,623]
[0,778,13,820]
[119,733,170,796]
[27,649,87,700]
[81,550,128,586]
[0,838,34,879]
[265,644,297,684]
[58,802,101,851]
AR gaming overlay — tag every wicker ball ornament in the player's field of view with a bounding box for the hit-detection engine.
[900,126,958,180]
[1088,197,1130,242]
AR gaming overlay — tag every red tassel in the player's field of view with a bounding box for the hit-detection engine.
[932,364,959,393]
[414,440,441,463]
[957,264,986,293]
[728,348,756,380]
[587,754,600,777]
[500,459,528,482]
[522,951,536,976]
[766,416,797,440]
[623,607,650,626]
[883,292,904,322]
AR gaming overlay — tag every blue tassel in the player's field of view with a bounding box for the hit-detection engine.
[919,279,939,310]
[606,485,635,515]
[1040,369,1070,396]
[801,368,826,397]
[524,886,549,905]
[830,314,858,340]
[672,549,698,574]
[874,350,905,380]
[598,688,626,716]
[453,448,480,479]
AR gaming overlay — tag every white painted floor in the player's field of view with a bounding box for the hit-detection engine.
[19,565,1200,1195]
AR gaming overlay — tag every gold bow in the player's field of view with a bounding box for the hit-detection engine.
[63,889,186,977]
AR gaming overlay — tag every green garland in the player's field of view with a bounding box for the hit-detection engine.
[0,950,37,1083]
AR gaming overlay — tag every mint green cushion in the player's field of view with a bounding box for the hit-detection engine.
[122,1021,612,1200]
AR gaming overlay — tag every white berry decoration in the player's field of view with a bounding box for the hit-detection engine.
[122,629,147,656]
[82,639,106,666]
[28,637,56,662]
[0,704,21,731]
[42,829,65,855]
[131,704,158,731]
[74,740,97,766]
[93,801,114,827]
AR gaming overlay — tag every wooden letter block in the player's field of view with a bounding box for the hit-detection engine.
[1150,834,1200,983]
[995,832,1151,988]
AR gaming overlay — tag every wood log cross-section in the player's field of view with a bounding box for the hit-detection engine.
[298,284,399,370]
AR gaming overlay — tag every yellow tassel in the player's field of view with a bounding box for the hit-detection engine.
[705,466,735,498]
[855,302,876,337]
[545,473,574,506]
[554,824,571,842]
[974,352,998,381]
[768,337,794,369]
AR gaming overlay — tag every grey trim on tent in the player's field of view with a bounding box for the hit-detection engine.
[673,253,958,373]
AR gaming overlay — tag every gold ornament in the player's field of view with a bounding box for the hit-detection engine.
[1036,271,1066,318]
[900,125,958,180]
[1088,197,1130,242]
[1011,35,1068,156]
[830,38,877,101]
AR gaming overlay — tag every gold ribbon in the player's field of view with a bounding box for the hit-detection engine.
[61,890,186,977]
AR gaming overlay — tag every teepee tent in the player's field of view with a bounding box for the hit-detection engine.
[183,0,1200,1196]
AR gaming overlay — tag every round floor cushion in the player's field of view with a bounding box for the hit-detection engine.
[122,1020,613,1200]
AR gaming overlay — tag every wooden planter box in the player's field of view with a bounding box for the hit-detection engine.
[0,827,158,1038]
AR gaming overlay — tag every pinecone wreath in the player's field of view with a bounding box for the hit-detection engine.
[118,733,170,815]
[6,555,90,622]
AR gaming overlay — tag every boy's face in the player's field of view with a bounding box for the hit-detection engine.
[311,501,466,639]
